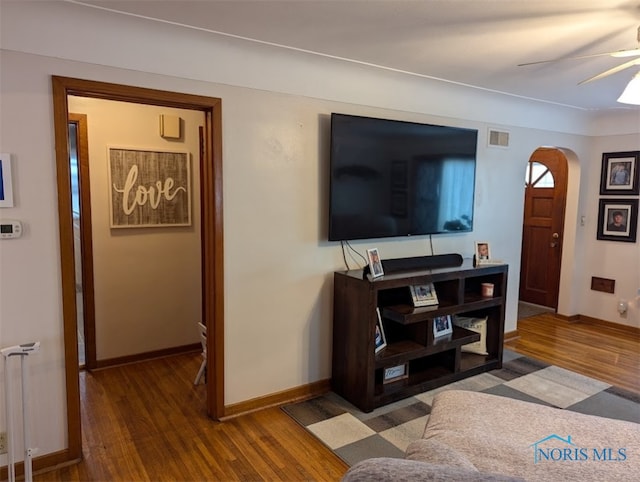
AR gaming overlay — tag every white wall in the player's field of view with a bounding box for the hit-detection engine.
[68,96,203,360]
[0,0,638,465]
[577,134,640,325]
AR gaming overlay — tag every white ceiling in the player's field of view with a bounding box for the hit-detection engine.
[73,0,640,111]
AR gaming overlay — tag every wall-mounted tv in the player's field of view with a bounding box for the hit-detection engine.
[329,113,478,241]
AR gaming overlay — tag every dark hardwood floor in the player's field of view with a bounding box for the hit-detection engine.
[34,313,639,481]
[35,353,347,482]
[506,313,640,395]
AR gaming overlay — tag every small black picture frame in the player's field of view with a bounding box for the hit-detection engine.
[596,199,638,243]
[599,151,639,195]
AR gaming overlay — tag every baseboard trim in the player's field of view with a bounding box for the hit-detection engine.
[554,313,580,322]
[221,379,331,421]
[94,343,200,369]
[1,449,78,480]
[540,312,638,335]
[573,314,640,335]
[503,329,520,342]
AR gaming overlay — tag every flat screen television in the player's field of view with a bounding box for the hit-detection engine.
[328,113,478,241]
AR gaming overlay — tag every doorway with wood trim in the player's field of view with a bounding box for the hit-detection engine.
[519,147,568,310]
[52,76,225,465]
[68,113,96,369]
[69,99,208,371]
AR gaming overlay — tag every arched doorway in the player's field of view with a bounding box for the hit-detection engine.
[519,148,568,309]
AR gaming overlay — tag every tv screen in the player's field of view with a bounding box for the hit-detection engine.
[329,113,478,241]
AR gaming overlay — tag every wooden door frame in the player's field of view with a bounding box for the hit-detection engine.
[52,76,225,463]
[68,113,97,369]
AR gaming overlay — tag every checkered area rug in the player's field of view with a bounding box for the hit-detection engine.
[282,350,640,467]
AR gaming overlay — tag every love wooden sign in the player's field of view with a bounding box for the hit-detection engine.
[108,148,191,228]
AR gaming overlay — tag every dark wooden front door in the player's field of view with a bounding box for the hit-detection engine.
[519,148,568,308]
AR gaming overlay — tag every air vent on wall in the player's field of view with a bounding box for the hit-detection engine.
[488,129,510,148]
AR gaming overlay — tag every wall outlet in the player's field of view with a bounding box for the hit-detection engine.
[0,431,7,455]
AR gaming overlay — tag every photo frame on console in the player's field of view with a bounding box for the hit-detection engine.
[367,247,384,278]
[433,315,453,338]
[409,283,439,307]
[383,363,408,384]
[473,241,491,266]
[374,308,387,354]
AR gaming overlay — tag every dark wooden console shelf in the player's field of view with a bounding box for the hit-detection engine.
[332,258,508,412]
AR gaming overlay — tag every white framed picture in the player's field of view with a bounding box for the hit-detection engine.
[409,283,439,307]
[367,247,384,278]
[375,308,387,354]
[0,153,15,208]
[433,315,453,338]
[475,241,491,262]
[383,363,408,384]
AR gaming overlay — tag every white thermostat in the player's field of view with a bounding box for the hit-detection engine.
[0,220,22,239]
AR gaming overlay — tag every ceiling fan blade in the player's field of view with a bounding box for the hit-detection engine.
[611,48,640,58]
[578,58,640,85]
[518,49,640,67]
[520,26,640,68]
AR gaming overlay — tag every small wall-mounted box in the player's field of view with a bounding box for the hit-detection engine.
[159,114,181,139]
[591,276,615,294]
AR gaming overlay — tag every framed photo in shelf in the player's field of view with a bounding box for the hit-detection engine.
[383,363,408,384]
[374,308,387,354]
[433,315,453,338]
[367,247,384,278]
[409,283,439,307]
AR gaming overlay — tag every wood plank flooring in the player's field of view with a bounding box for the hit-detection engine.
[34,313,639,481]
[506,314,640,395]
[35,355,348,481]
